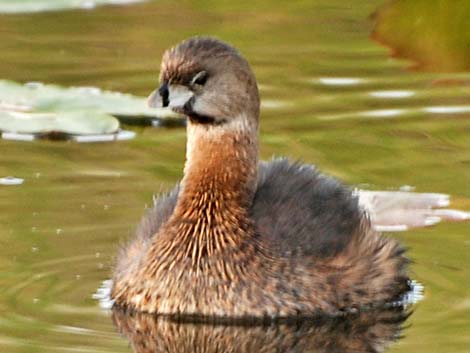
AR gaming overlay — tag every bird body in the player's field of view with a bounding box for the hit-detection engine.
[111,37,409,318]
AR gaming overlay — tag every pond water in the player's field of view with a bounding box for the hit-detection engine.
[0,1,469,352]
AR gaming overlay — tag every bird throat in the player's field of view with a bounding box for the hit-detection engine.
[137,119,264,295]
[178,121,258,220]
[159,120,259,258]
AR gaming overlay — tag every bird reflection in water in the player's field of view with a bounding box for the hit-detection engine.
[111,307,410,353]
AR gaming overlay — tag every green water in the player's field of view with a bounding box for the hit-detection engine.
[0,1,469,352]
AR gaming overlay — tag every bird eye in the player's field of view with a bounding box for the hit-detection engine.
[191,71,208,86]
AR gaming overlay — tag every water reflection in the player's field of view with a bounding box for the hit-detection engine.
[372,0,470,71]
[112,307,410,353]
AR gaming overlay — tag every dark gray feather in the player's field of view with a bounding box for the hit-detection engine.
[136,158,363,259]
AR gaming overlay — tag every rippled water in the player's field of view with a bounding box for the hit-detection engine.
[0,1,469,352]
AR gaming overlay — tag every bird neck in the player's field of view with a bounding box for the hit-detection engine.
[173,117,259,224]
[142,116,262,278]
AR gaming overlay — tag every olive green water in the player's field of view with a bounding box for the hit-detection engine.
[0,1,469,352]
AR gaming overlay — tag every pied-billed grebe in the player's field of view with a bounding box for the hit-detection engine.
[111,37,409,318]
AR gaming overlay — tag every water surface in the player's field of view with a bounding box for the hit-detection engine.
[0,1,469,352]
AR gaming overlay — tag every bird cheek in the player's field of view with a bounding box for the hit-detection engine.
[168,85,194,109]
[192,92,222,117]
[192,97,209,115]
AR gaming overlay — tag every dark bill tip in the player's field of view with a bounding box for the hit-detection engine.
[147,83,170,108]
[159,83,169,107]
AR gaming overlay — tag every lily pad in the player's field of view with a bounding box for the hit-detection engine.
[357,190,470,232]
[0,0,146,14]
[0,80,184,142]
[0,79,182,141]
[0,110,119,135]
[73,130,136,143]
[0,80,179,123]
[0,176,24,186]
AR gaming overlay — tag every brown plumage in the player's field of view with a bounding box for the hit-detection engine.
[111,37,410,319]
